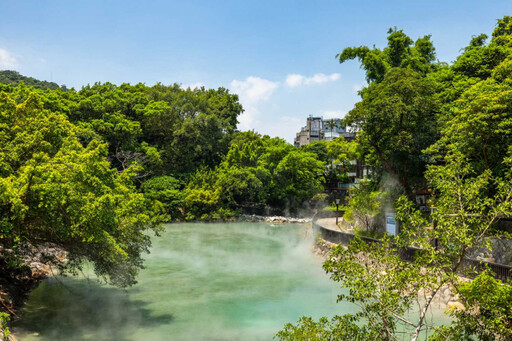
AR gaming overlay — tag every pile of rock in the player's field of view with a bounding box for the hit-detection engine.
[313,239,336,259]
[22,245,67,279]
[238,214,311,224]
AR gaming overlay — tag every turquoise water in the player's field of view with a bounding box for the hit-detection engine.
[13,222,351,340]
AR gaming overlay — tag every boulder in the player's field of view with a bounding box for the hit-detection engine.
[447,301,465,311]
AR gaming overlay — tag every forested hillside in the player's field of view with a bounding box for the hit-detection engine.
[0,70,66,90]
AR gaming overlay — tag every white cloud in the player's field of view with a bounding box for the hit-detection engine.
[258,115,304,142]
[230,76,278,103]
[305,73,340,85]
[229,75,347,137]
[0,48,18,69]
[286,73,340,87]
[230,76,279,131]
[285,74,304,87]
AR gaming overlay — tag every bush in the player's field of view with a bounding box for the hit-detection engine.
[0,312,10,341]
[344,180,382,232]
[141,176,184,220]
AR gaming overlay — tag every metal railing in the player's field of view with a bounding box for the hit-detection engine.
[458,257,512,282]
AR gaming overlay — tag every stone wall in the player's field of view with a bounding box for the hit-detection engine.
[467,237,512,265]
[312,214,465,311]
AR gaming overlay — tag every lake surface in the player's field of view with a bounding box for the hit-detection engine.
[13,222,350,340]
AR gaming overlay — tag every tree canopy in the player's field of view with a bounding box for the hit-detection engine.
[183,131,327,219]
[280,15,512,341]
[0,75,249,289]
[0,91,165,287]
[337,28,437,83]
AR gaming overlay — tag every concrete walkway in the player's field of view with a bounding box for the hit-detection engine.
[315,217,342,232]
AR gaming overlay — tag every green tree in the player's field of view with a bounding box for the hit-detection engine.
[345,68,439,197]
[428,15,512,127]
[0,73,244,182]
[278,153,512,341]
[337,28,436,83]
[167,113,234,173]
[431,271,512,341]
[0,70,67,90]
[301,138,359,190]
[180,131,325,218]
[272,150,325,210]
[0,312,10,340]
[301,140,329,163]
[325,119,337,140]
[428,57,512,177]
[343,180,382,232]
[141,176,184,220]
[183,167,225,220]
[0,91,165,288]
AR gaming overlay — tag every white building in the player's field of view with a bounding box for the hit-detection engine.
[294,116,355,147]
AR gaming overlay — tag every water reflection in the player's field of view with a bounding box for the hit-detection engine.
[14,276,174,341]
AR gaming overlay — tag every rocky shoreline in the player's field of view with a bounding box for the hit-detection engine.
[238,214,311,224]
[0,244,67,340]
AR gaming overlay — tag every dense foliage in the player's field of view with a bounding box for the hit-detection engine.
[300,137,360,188]
[431,271,512,340]
[0,70,337,297]
[0,91,166,287]
[343,179,382,232]
[279,15,512,341]
[0,76,248,295]
[346,68,439,198]
[183,131,326,219]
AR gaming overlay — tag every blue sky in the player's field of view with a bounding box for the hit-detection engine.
[1,1,511,142]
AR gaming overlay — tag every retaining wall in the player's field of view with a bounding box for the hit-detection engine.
[312,212,512,282]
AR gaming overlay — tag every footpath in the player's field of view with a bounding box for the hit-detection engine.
[315,217,341,232]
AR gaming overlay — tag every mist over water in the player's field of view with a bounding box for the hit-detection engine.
[13,222,351,340]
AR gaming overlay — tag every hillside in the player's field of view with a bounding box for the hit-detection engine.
[0,70,66,90]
